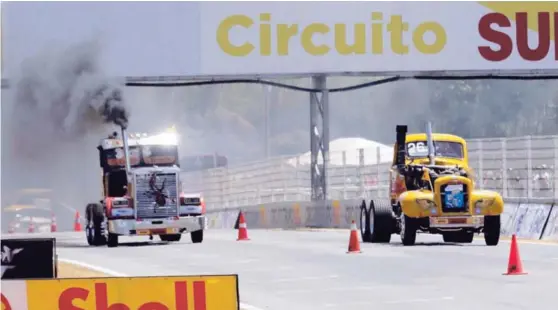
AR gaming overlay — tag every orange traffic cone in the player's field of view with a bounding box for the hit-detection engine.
[51,213,57,232]
[237,211,250,241]
[28,217,35,233]
[74,211,82,232]
[503,234,527,275]
[347,220,361,254]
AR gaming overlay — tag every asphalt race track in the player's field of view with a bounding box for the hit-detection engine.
[30,230,558,310]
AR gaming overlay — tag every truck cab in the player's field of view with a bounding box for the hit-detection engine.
[360,123,503,246]
[85,128,205,248]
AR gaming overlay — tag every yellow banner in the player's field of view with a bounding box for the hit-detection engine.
[26,275,238,310]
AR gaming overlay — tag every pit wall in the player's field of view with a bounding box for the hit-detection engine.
[205,198,558,241]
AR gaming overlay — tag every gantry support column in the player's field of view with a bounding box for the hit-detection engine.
[310,75,329,201]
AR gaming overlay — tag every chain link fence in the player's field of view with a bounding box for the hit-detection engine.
[183,135,558,210]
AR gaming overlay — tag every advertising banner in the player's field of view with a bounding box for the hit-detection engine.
[500,203,519,235]
[541,204,558,241]
[510,204,552,239]
[200,1,558,76]
[4,2,557,78]
[1,237,56,279]
[1,274,239,310]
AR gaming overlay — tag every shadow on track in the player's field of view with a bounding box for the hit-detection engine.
[380,242,486,247]
[56,240,174,248]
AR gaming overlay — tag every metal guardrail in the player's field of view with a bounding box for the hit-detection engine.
[181,135,558,209]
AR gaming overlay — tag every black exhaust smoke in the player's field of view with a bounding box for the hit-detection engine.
[8,40,129,157]
[2,40,130,211]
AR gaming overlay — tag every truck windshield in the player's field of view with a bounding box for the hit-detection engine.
[406,141,464,159]
[104,145,178,168]
[105,147,141,167]
[140,145,178,166]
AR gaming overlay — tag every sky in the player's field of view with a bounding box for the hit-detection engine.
[2,1,201,78]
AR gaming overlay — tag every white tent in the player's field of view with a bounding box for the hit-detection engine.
[287,137,394,167]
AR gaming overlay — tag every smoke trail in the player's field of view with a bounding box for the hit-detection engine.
[11,40,129,151]
[2,40,129,227]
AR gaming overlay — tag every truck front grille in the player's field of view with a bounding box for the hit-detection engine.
[440,183,469,213]
[135,172,179,219]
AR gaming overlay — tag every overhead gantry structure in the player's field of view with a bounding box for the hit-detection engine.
[2,72,558,202]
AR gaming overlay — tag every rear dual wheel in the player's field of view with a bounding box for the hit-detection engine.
[360,201,392,243]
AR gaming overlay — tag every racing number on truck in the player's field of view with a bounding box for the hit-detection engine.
[58,281,207,310]
[407,142,428,156]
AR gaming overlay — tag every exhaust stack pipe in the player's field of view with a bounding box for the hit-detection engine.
[426,122,435,165]
[120,126,132,174]
[395,125,408,168]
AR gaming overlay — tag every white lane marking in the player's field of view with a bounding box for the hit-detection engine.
[238,304,265,310]
[57,258,264,310]
[58,258,127,276]
[384,296,455,304]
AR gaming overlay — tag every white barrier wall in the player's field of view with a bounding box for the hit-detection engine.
[205,199,557,242]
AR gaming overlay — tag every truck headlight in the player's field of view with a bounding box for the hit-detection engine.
[416,199,435,209]
[475,199,494,209]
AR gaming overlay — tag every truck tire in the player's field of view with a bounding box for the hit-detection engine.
[191,230,203,243]
[160,234,182,242]
[443,231,474,243]
[107,233,119,248]
[400,215,417,246]
[484,215,501,246]
[369,200,393,243]
[359,201,372,242]
[85,203,107,246]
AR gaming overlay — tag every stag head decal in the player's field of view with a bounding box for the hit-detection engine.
[148,173,169,207]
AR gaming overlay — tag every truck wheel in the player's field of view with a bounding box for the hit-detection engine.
[484,215,501,246]
[369,200,393,243]
[85,203,106,246]
[400,215,417,246]
[443,231,474,243]
[107,233,119,248]
[85,204,94,246]
[191,230,203,243]
[160,234,182,242]
[359,201,372,242]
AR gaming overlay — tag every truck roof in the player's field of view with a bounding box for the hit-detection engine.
[405,133,466,144]
[99,131,179,150]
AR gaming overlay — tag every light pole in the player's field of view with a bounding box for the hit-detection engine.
[264,85,272,159]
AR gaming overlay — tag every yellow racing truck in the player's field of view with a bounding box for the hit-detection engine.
[360,123,503,246]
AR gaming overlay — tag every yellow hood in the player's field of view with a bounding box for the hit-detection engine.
[408,157,466,167]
